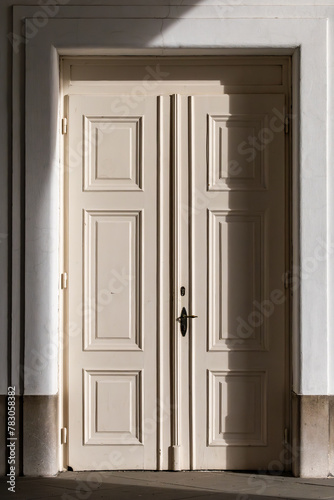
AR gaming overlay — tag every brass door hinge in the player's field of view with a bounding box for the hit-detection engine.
[283,271,291,289]
[284,427,289,444]
[62,117,67,135]
[61,272,68,290]
[284,116,289,134]
[61,427,67,444]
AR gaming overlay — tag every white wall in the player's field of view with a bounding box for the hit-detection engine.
[0,3,10,395]
[3,0,334,397]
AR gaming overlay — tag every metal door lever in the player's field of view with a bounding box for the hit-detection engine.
[176,307,198,336]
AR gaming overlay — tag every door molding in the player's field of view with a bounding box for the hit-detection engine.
[12,6,331,476]
[170,94,182,470]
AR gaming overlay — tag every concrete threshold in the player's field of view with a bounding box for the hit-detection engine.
[0,471,334,500]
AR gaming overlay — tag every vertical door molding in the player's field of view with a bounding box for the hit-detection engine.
[170,94,182,470]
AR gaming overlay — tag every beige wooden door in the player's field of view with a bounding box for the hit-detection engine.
[67,94,162,470]
[189,94,287,469]
[66,91,287,470]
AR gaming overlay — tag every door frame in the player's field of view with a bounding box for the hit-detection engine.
[61,55,292,472]
[13,7,331,476]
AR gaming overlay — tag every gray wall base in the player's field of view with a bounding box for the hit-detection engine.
[292,393,334,478]
[3,392,333,477]
[0,395,22,476]
[0,396,6,475]
[23,395,58,476]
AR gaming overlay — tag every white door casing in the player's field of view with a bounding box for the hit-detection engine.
[66,83,287,470]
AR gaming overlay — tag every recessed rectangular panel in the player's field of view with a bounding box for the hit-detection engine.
[84,116,142,191]
[207,115,267,190]
[84,370,143,445]
[208,211,265,351]
[208,370,267,446]
[70,62,283,86]
[84,210,142,350]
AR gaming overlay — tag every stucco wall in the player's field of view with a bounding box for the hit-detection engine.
[1,0,334,477]
[0,0,334,394]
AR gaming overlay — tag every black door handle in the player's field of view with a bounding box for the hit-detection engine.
[176,307,198,336]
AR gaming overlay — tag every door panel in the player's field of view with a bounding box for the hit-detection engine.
[83,210,142,351]
[190,94,286,469]
[208,211,264,351]
[67,95,159,470]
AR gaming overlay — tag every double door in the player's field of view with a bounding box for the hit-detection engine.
[66,89,288,470]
